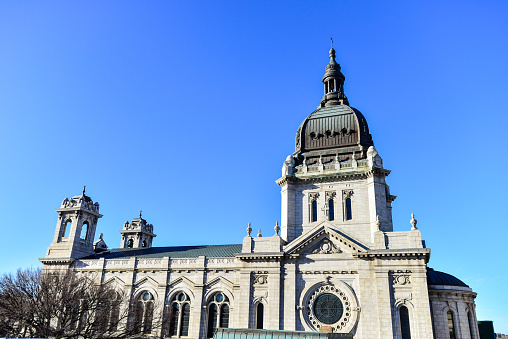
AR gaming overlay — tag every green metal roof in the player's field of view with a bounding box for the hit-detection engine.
[82,244,242,260]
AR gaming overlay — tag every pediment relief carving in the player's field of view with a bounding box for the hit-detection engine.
[309,238,342,254]
[284,223,369,255]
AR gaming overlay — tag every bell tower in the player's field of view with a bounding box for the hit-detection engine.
[277,45,396,246]
[119,212,156,249]
[43,187,102,261]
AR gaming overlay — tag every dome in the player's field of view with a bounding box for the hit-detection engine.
[294,105,373,157]
[426,268,469,287]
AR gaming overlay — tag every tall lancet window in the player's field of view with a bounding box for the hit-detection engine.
[309,193,319,223]
[328,199,335,221]
[399,306,411,339]
[345,198,352,220]
[468,312,476,339]
[447,311,456,339]
[343,190,353,221]
[256,303,264,329]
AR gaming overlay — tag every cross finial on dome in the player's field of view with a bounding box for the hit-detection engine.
[139,210,142,218]
[331,35,333,48]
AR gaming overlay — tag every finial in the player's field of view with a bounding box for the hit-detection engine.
[246,222,252,237]
[330,35,333,48]
[139,210,142,218]
[274,221,280,236]
[410,213,418,230]
[82,186,86,195]
[375,215,381,231]
[257,229,263,237]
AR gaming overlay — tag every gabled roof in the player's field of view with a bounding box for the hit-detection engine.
[81,244,242,259]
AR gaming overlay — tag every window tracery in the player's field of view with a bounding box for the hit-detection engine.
[206,292,230,338]
[166,292,191,337]
[132,291,154,334]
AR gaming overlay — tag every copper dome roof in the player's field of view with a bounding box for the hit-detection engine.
[294,105,373,157]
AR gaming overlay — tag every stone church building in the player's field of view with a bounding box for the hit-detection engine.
[41,47,480,339]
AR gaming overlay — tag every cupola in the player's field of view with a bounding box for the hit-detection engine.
[293,46,373,165]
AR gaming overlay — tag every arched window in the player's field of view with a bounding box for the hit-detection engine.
[311,200,317,222]
[127,239,134,248]
[206,292,230,338]
[468,312,476,339]
[166,292,191,337]
[108,292,121,332]
[328,199,334,221]
[399,306,411,339]
[80,221,89,240]
[256,303,264,329]
[132,291,154,334]
[345,198,352,220]
[96,291,121,332]
[142,240,147,247]
[447,311,456,339]
[63,219,72,238]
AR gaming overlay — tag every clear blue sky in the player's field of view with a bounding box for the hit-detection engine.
[1,0,507,333]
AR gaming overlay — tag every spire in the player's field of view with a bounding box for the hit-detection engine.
[320,40,349,107]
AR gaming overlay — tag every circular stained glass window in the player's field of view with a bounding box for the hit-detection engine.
[143,292,151,301]
[313,293,343,325]
[216,293,224,302]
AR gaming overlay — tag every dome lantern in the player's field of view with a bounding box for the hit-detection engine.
[320,38,349,107]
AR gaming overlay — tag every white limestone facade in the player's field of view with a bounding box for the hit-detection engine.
[40,47,480,339]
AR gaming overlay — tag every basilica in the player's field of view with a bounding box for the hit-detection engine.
[41,47,480,339]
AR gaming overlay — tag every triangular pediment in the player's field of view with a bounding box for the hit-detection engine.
[284,221,370,255]
[167,275,196,289]
[103,276,126,289]
[133,275,160,289]
[205,276,234,290]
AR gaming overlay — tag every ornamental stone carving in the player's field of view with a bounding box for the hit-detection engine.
[253,274,268,285]
[325,191,336,201]
[342,190,353,200]
[309,192,319,202]
[311,239,341,254]
[392,274,411,286]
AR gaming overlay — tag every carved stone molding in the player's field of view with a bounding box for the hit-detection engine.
[253,274,268,285]
[392,274,411,286]
[342,190,353,200]
[309,192,319,202]
[311,239,342,254]
[325,191,336,201]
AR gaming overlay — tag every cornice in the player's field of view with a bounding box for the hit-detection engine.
[276,167,391,186]
[353,248,431,263]
[39,257,75,265]
[236,252,284,261]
